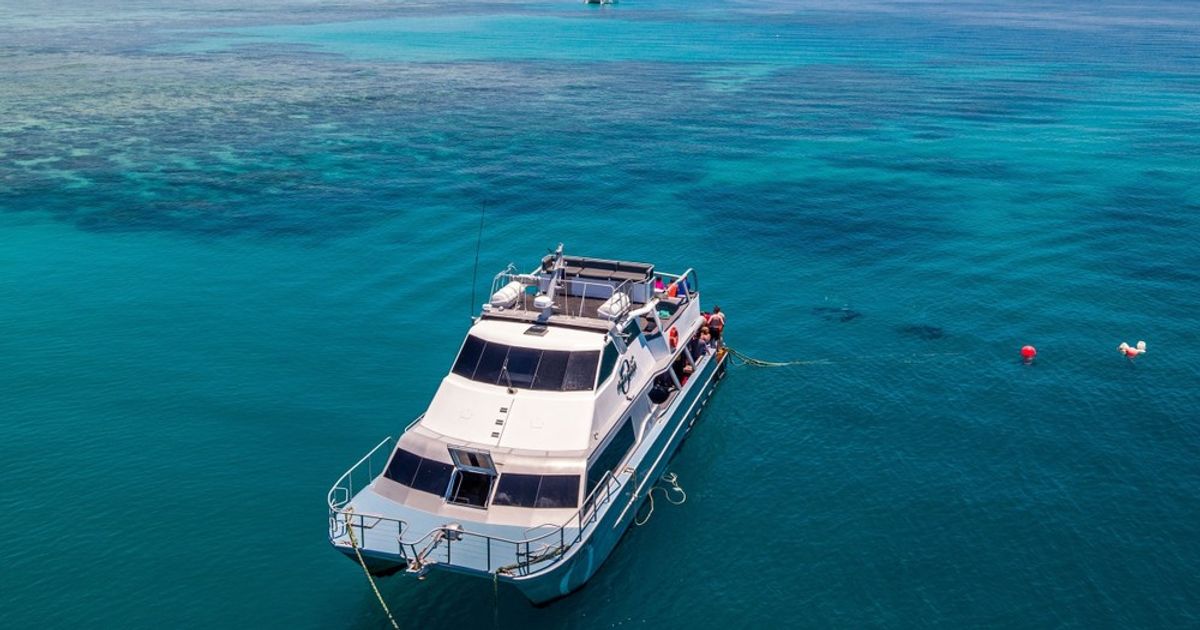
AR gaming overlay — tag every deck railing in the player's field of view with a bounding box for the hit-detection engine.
[327,435,409,554]
[328,434,624,577]
[489,267,634,320]
[327,435,393,511]
[388,469,622,576]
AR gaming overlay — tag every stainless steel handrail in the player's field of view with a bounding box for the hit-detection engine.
[385,470,624,576]
[328,400,631,575]
[326,435,394,510]
[326,434,409,553]
[490,267,635,320]
[327,432,626,576]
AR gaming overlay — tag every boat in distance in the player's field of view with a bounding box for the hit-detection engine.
[327,245,728,604]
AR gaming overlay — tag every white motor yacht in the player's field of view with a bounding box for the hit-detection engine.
[327,245,727,604]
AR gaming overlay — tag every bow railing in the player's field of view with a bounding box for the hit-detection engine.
[387,470,623,576]
[328,433,625,577]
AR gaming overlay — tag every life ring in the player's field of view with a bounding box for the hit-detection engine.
[668,326,679,350]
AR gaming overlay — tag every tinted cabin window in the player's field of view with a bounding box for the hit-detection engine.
[536,475,581,508]
[474,342,508,385]
[449,336,602,391]
[383,448,421,486]
[493,474,580,509]
[598,342,619,386]
[531,350,569,390]
[493,473,541,507]
[384,449,454,497]
[587,419,636,494]
[451,336,485,378]
[504,346,541,389]
[563,350,601,391]
[410,458,454,495]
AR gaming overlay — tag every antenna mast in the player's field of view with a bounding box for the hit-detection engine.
[469,203,486,320]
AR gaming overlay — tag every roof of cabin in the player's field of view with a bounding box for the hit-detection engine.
[469,318,605,351]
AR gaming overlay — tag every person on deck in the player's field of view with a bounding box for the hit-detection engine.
[689,327,710,359]
[708,306,725,343]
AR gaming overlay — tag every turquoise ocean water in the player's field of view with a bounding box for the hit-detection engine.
[2,0,1199,626]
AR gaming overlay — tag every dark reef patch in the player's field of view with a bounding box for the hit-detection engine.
[813,306,862,323]
[897,324,945,340]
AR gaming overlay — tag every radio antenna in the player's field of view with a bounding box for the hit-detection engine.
[469,202,487,320]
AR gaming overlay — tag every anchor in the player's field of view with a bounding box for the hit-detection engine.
[405,523,464,578]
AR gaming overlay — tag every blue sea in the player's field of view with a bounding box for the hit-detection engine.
[2,0,1198,627]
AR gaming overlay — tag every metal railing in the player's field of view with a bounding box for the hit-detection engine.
[489,267,634,320]
[327,435,394,511]
[655,267,698,304]
[389,470,623,576]
[327,434,626,577]
[327,435,409,554]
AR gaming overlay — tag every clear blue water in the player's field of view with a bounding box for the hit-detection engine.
[2,0,1199,626]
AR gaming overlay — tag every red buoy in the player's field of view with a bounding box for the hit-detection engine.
[1021,345,1037,361]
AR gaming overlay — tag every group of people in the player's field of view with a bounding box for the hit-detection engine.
[661,305,727,394]
[673,306,725,387]
[689,305,725,358]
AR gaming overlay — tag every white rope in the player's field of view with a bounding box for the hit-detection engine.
[635,472,687,526]
[726,345,963,368]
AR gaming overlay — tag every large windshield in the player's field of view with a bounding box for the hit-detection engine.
[451,335,600,391]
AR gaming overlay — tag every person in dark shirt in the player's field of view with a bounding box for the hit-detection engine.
[689,326,712,358]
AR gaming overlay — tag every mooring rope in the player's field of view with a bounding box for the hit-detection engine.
[724,345,963,368]
[635,472,688,527]
[725,346,830,367]
[344,509,401,630]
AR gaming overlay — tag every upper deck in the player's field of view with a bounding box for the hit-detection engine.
[480,252,658,331]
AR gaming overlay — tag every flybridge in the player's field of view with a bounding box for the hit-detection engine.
[481,244,658,332]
